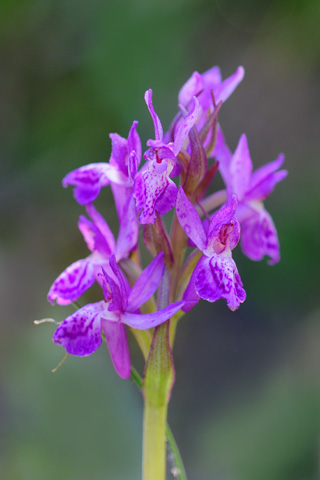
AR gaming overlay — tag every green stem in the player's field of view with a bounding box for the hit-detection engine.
[143,402,168,480]
[131,366,187,480]
[143,317,175,480]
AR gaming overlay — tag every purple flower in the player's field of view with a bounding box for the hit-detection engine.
[52,252,184,378]
[176,187,246,311]
[62,122,141,216]
[48,198,138,305]
[109,121,141,219]
[178,66,244,132]
[134,90,199,224]
[214,129,288,264]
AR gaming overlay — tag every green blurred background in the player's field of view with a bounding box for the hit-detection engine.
[1,0,320,479]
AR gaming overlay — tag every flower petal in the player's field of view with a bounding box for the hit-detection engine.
[173,96,199,155]
[115,195,139,261]
[145,89,163,141]
[86,203,116,253]
[101,320,131,378]
[100,268,123,312]
[207,194,238,234]
[229,134,252,201]
[134,167,177,224]
[109,133,128,173]
[128,151,139,183]
[246,154,287,201]
[176,187,206,251]
[181,268,200,312]
[109,254,129,309]
[195,255,246,311]
[213,66,245,103]
[155,178,177,216]
[212,126,232,185]
[122,301,184,329]
[202,65,222,87]
[127,120,141,167]
[62,163,127,205]
[48,258,95,305]
[78,214,113,256]
[206,195,240,254]
[178,71,203,106]
[52,302,105,356]
[127,252,165,311]
[78,215,95,252]
[240,208,280,265]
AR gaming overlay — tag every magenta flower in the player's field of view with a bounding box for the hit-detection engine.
[176,187,246,311]
[52,252,184,378]
[134,90,199,224]
[47,198,138,305]
[214,130,288,264]
[178,65,244,131]
[62,121,141,214]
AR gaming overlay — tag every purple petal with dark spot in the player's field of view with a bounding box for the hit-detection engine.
[52,302,105,356]
[241,209,280,265]
[195,255,246,311]
[134,168,176,224]
[206,195,240,254]
[48,259,95,305]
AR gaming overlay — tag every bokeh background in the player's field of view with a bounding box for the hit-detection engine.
[1,0,320,479]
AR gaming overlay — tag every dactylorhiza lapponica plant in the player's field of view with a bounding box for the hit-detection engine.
[43,65,287,480]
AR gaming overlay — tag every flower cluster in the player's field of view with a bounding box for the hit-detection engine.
[48,65,287,378]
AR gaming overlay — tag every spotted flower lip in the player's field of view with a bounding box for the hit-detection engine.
[62,121,141,213]
[214,129,288,264]
[134,90,199,224]
[52,252,184,378]
[176,187,246,311]
[47,198,138,305]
